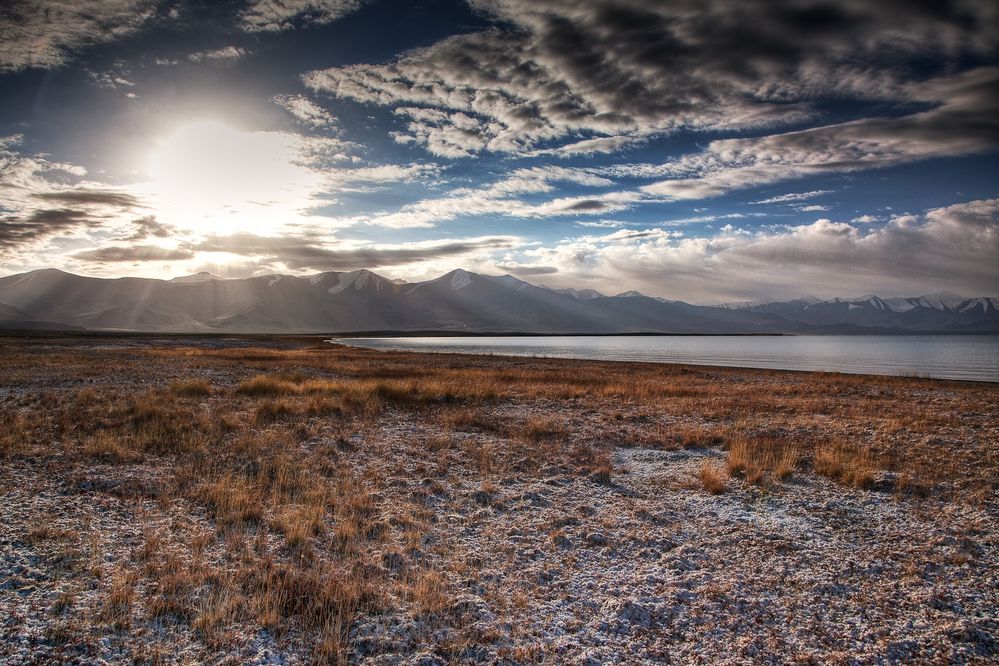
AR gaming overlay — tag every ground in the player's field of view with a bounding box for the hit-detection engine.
[0,334,997,664]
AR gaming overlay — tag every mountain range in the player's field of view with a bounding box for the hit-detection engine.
[0,268,996,334]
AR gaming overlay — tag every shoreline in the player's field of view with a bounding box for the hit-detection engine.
[330,335,999,385]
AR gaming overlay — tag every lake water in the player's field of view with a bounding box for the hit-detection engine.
[332,335,999,383]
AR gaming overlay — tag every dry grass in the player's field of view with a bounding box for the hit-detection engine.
[726,435,800,486]
[409,569,450,616]
[236,374,300,396]
[698,461,728,494]
[83,430,142,463]
[102,568,139,627]
[814,442,876,489]
[0,335,995,660]
[169,378,213,397]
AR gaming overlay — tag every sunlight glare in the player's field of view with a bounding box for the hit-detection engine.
[147,122,320,235]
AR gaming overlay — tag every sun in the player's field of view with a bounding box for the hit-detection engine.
[146,121,321,236]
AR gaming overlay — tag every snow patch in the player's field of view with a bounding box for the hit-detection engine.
[450,270,473,290]
[328,270,381,295]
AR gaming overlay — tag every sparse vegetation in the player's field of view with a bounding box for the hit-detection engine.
[0,335,995,663]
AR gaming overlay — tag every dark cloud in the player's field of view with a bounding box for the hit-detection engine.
[239,0,365,32]
[34,189,141,209]
[73,245,195,262]
[0,208,93,250]
[0,0,159,72]
[122,216,174,240]
[305,0,999,156]
[562,200,608,212]
[191,233,522,271]
[643,67,999,199]
[498,264,558,276]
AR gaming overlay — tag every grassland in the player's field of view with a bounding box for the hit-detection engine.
[0,335,996,664]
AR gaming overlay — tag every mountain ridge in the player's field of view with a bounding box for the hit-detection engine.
[0,268,996,334]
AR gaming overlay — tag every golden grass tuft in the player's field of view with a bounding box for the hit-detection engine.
[814,442,876,489]
[102,567,139,627]
[698,461,728,494]
[254,398,300,423]
[726,435,800,486]
[200,474,265,527]
[83,430,141,463]
[236,374,301,396]
[520,416,568,443]
[169,378,213,397]
[409,569,450,616]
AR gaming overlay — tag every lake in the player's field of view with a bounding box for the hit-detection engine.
[331,335,999,383]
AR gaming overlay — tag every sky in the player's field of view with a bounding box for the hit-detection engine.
[1,0,997,303]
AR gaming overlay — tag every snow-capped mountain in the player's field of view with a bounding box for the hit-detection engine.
[0,268,996,334]
[727,292,999,332]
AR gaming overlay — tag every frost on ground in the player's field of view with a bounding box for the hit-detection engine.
[0,336,997,664]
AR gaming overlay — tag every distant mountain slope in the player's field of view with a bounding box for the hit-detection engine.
[736,292,999,332]
[0,299,85,331]
[0,268,996,334]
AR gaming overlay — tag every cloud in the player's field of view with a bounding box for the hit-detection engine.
[576,220,625,228]
[350,166,623,228]
[88,66,136,90]
[526,135,647,158]
[0,209,95,250]
[187,46,248,62]
[325,163,442,192]
[750,190,834,205]
[239,0,365,32]
[642,67,999,200]
[0,137,142,253]
[304,0,998,157]
[0,0,158,72]
[514,199,999,302]
[73,245,194,262]
[190,233,522,272]
[273,94,337,128]
[121,215,174,240]
[34,189,141,209]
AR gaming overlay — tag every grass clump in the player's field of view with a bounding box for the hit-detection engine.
[236,374,301,396]
[726,435,799,486]
[699,461,728,494]
[814,442,875,489]
[169,378,213,397]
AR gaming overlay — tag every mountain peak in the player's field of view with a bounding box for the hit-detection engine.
[327,269,393,294]
[447,269,474,290]
[171,272,223,283]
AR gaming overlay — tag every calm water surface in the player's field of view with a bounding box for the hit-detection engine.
[332,335,999,382]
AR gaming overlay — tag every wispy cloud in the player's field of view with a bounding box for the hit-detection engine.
[750,190,834,205]
[188,232,523,272]
[187,46,248,62]
[273,94,337,128]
